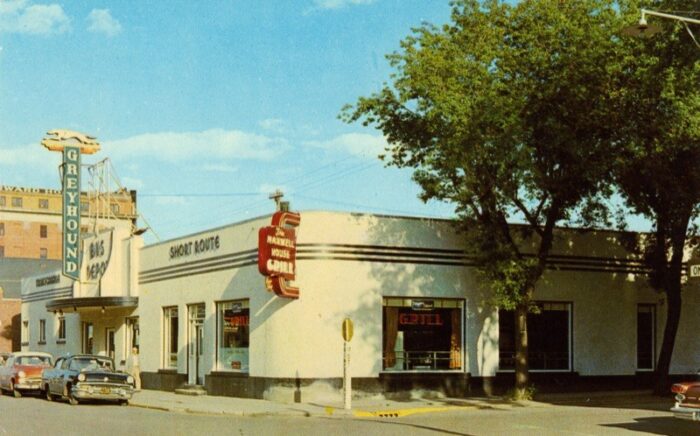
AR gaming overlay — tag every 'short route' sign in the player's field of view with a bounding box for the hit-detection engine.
[41,129,101,280]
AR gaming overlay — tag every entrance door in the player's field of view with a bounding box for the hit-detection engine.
[106,328,116,360]
[188,304,205,385]
[82,323,94,354]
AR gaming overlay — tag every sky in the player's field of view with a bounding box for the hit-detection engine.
[0,0,460,243]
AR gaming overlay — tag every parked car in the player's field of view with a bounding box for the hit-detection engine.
[0,351,53,397]
[42,354,134,406]
[671,377,700,421]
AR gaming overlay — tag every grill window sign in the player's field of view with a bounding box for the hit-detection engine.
[217,300,250,372]
[382,298,463,372]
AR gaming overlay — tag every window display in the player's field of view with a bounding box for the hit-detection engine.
[217,300,249,371]
[382,298,463,371]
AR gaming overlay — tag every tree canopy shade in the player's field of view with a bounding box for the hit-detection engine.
[614,0,700,395]
[342,0,627,391]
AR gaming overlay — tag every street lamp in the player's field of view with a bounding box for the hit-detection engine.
[622,8,700,48]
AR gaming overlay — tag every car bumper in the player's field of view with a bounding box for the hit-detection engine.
[72,385,133,401]
[15,379,43,391]
[671,404,700,421]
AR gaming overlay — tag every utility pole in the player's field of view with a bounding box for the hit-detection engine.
[269,189,284,211]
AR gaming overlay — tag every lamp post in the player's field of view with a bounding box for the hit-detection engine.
[622,8,700,47]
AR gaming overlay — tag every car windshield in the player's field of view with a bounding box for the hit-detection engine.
[69,358,113,371]
[15,355,51,365]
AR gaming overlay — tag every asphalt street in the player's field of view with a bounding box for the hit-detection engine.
[1,391,698,436]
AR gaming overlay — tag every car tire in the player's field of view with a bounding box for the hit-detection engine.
[119,400,129,407]
[10,382,21,398]
[45,386,53,402]
[68,393,79,406]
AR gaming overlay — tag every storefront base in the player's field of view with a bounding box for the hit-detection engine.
[142,371,474,400]
[141,371,684,400]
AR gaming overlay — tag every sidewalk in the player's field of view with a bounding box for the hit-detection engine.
[128,389,515,418]
[128,389,667,418]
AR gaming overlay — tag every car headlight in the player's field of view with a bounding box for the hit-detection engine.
[77,373,86,382]
[127,376,134,384]
[676,393,686,402]
[17,371,26,379]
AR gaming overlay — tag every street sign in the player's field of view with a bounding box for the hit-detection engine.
[342,318,354,342]
[690,264,700,278]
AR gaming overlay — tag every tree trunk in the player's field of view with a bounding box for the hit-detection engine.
[515,302,529,390]
[653,216,689,396]
[654,285,682,395]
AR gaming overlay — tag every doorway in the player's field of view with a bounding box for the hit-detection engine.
[106,328,116,360]
[82,322,94,354]
[188,304,205,385]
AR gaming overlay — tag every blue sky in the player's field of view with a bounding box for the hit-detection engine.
[0,0,457,242]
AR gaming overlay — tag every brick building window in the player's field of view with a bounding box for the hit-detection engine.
[0,246,4,258]
[39,198,49,209]
[40,225,47,238]
[11,197,22,207]
[0,223,4,236]
[0,196,5,206]
[110,203,120,214]
[40,248,48,259]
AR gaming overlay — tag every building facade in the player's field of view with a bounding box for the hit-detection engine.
[21,210,700,401]
[2,185,136,352]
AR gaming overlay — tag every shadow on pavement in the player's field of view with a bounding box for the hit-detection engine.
[315,416,476,436]
[601,416,700,436]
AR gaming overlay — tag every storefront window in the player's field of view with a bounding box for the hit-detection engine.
[163,307,179,368]
[382,298,463,371]
[217,300,249,372]
[499,302,572,371]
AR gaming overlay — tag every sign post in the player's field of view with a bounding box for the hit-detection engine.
[41,129,101,281]
[341,318,353,410]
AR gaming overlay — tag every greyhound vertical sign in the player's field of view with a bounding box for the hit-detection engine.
[41,129,101,280]
[62,146,81,279]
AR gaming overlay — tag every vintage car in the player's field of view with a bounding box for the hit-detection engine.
[42,354,134,405]
[671,378,700,421]
[0,351,53,397]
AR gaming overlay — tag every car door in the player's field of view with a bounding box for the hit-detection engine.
[49,358,64,394]
[0,357,12,389]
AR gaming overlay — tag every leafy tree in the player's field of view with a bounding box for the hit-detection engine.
[615,0,700,395]
[343,0,625,393]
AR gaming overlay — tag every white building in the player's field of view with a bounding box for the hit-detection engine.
[21,210,700,401]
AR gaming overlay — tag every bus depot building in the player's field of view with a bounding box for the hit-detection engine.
[21,210,700,401]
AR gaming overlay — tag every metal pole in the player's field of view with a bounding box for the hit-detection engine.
[343,341,351,410]
[642,9,700,26]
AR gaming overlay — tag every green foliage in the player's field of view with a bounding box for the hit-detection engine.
[342,0,626,308]
[505,385,537,402]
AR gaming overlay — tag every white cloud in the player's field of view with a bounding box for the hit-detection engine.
[87,9,121,37]
[120,176,144,190]
[201,164,238,173]
[305,133,387,159]
[0,1,70,35]
[103,129,289,162]
[259,118,286,133]
[312,0,375,10]
[0,143,56,168]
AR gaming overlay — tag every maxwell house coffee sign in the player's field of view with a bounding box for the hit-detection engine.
[258,211,301,299]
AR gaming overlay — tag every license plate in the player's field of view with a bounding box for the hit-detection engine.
[100,387,110,394]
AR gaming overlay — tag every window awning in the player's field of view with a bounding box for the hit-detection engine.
[46,296,138,312]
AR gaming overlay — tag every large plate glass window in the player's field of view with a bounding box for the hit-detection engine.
[382,298,463,371]
[217,300,249,372]
[499,302,572,371]
[163,306,179,368]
